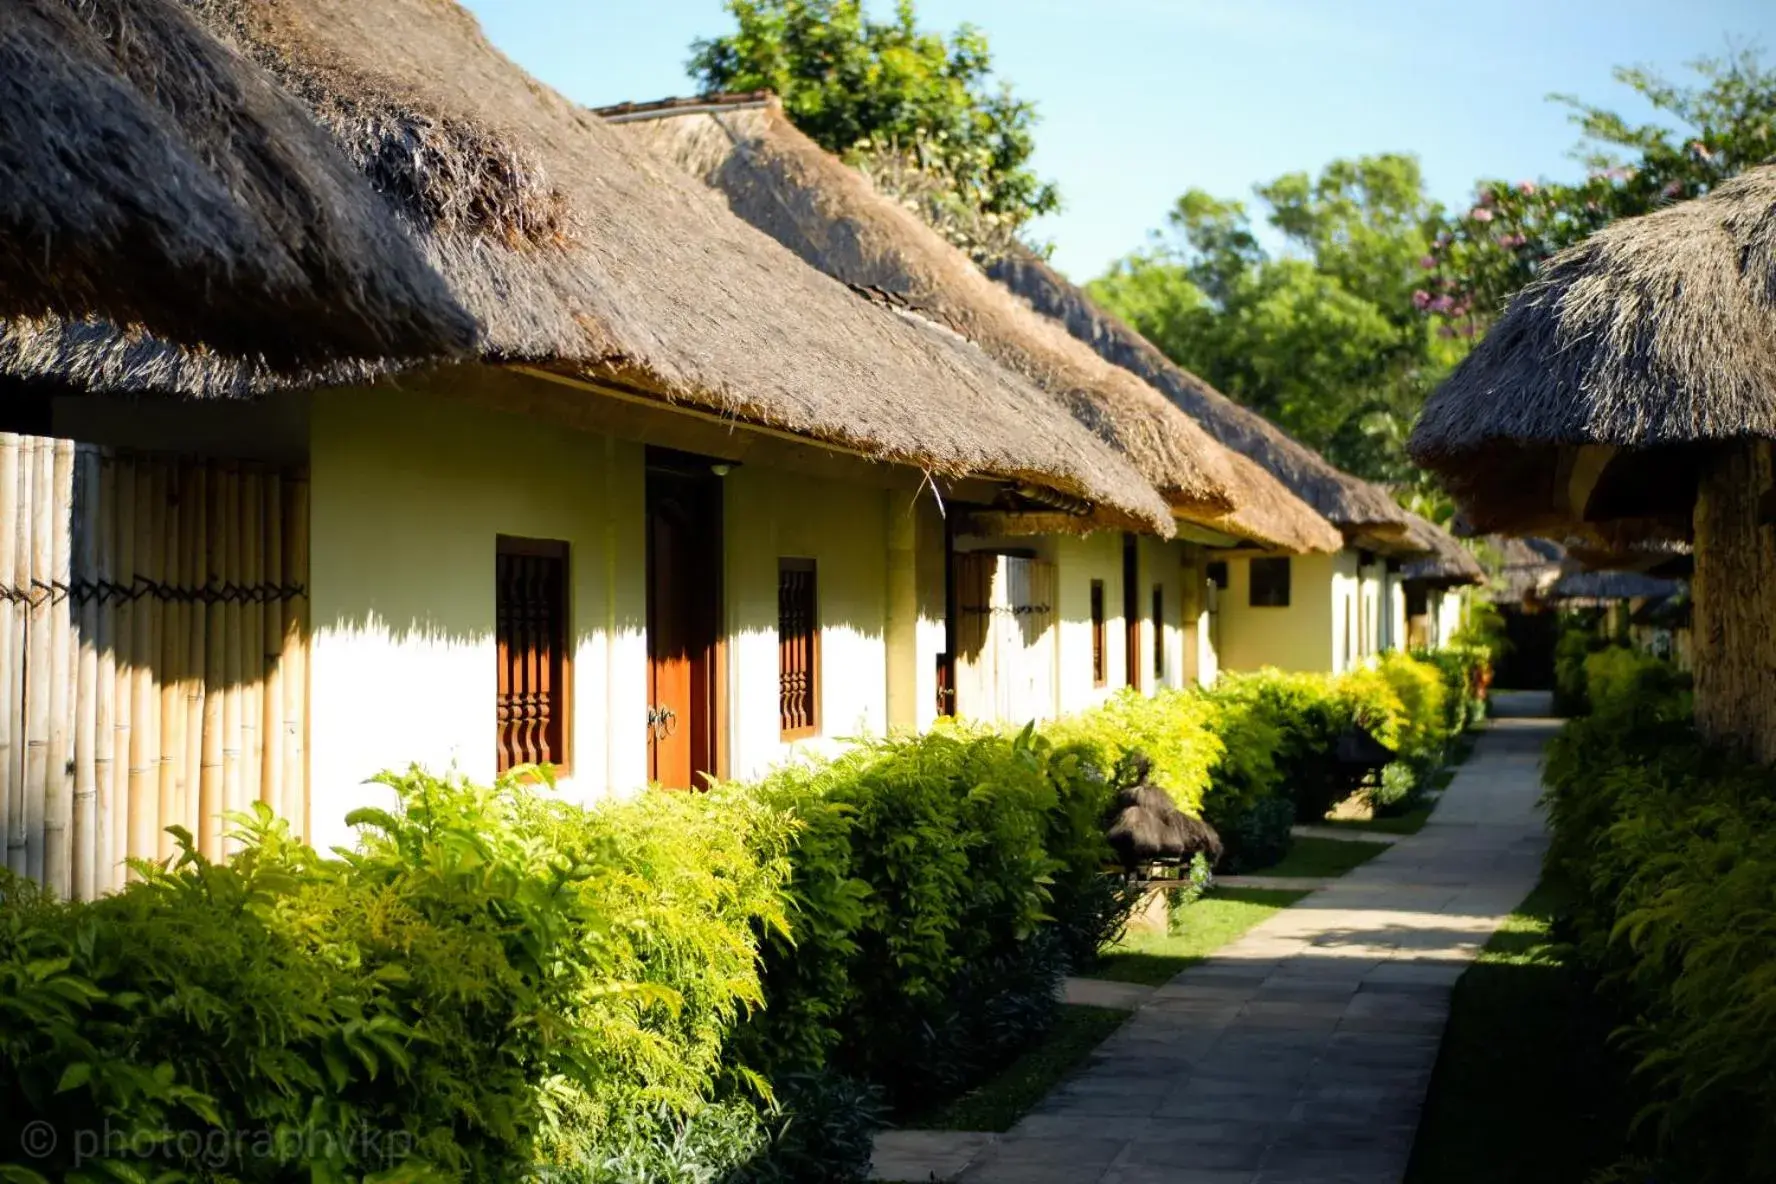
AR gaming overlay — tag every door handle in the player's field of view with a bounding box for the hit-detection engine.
[645,705,679,741]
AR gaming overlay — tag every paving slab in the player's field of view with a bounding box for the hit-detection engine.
[954,700,1555,1184]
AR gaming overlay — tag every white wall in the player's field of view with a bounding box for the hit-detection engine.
[724,464,893,779]
[307,386,648,851]
[1220,551,1340,673]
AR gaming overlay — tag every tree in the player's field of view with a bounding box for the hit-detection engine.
[1425,46,1776,332]
[1089,155,1459,487]
[688,0,1058,245]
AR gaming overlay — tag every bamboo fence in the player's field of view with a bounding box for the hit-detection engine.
[0,435,308,897]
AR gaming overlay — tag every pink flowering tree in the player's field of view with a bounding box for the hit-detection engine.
[1425,47,1776,330]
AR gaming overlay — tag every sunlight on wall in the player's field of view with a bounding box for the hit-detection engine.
[307,386,647,851]
[1221,551,1340,674]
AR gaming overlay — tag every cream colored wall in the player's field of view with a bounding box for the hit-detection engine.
[1383,571,1408,652]
[723,465,893,780]
[307,386,648,852]
[1220,551,1339,673]
[1138,536,1188,691]
[1357,556,1386,664]
[1055,532,1130,713]
[1433,588,1465,649]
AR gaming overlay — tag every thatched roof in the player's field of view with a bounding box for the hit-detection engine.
[1549,570,1685,603]
[8,0,1172,534]
[983,247,1415,541]
[1410,167,1776,533]
[1482,535,1566,603]
[1,0,475,363]
[603,95,1340,553]
[1399,512,1484,586]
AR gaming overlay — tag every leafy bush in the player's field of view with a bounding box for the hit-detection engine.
[1367,760,1425,818]
[1553,610,1610,715]
[1216,796,1296,873]
[0,772,794,1184]
[1541,670,1776,1182]
[734,725,1070,1113]
[1375,651,1450,766]
[1581,646,1692,720]
[1045,688,1222,814]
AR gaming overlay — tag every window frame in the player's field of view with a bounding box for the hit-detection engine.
[495,534,572,776]
[778,557,820,740]
[1151,583,1165,681]
[1089,578,1107,687]
[1249,556,1292,608]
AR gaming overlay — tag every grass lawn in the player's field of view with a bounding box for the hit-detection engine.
[1247,835,1389,878]
[1092,887,1311,985]
[911,1004,1133,1131]
[1319,802,1436,835]
[1405,880,1632,1184]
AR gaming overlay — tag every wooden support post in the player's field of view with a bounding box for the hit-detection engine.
[94,453,117,893]
[182,465,206,846]
[71,446,99,899]
[22,437,53,882]
[282,474,309,841]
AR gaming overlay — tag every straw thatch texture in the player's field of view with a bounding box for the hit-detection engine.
[605,97,1341,553]
[1399,511,1483,586]
[0,0,475,363]
[1692,441,1776,761]
[95,0,1164,533]
[1548,570,1683,602]
[1485,535,1565,603]
[984,247,1413,536]
[1410,167,1776,530]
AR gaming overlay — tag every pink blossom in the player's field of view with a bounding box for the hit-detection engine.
[1662,180,1684,199]
[1497,233,1527,250]
[1438,324,1459,339]
[1418,254,1438,270]
[1460,322,1478,339]
[1412,289,1433,310]
[1519,180,1537,195]
[1428,294,1455,314]
[1478,189,1497,207]
[1469,207,1494,223]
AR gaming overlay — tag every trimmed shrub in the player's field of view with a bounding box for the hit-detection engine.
[1045,688,1223,814]
[1375,651,1450,766]
[1541,665,1774,1183]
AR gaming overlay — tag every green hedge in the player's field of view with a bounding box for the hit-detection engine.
[0,650,1481,1183]
[1538,655,1776,1183]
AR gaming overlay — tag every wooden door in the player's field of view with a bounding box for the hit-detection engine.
[645,461,721,788]
[952,552,1057,725]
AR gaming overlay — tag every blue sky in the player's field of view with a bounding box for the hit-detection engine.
[462,0,1775,279]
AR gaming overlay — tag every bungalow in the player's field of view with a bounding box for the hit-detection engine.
[1398,511,1485,650]
[1409,166,1776,758]
[985,250,1474,673]
[602,93,1342,722]
[0,0,1198,895]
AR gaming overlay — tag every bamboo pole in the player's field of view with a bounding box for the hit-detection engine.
[7,440,26,877]
[182,465,206,847]
[221,465,242,853]
[199,463,225,860]
[157,462,182,862]
[71,447,99,900]
[127,460,156,868]
[241,469,262,814]
[0,435,17,880]
[282,474,309,842]
[22,438,53,882]
[94,453,116,893]
[43,440,75,896]
[260,476,283,819]
[111,457,135,878]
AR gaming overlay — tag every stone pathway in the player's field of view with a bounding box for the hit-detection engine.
[948,693,1554,1184]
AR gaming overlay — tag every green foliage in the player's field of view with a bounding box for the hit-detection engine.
[1540,672,1776,1182]
[1375,651,1449,766]
[1428,47,1776,330]
[1045,688,1222,814]
[1088,154,1459,486]
[0,774,794,1184]
[1553,610,1610,716]
[1581,647,1693,721]
[734,725,1073,1112]
[1369,760,1426,818]
[688,0,1057,244]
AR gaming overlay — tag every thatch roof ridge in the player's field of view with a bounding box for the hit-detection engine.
[1399,512,1484,585]
[1412,166,1776,468]
[604,98,1343,554]
[983,248,1413,534]
[23,0,1170,532]
[1550,570,1685,602]
[1,0,475,363]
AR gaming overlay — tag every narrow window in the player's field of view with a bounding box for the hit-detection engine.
[1090,579,1107,687]
[497,536,570,774]
[1152,584,1165,680]
[1206,560,1229,590]
[779,558,818,738]
[1249,556,1292,607]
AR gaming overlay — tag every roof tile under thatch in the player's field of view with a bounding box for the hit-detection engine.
[1410,167,1776,531]
[1399,512,1484,586]
[984,248,1415,540]
[0,0,475,365]
[11,0,1171,534]
[602,95,1340,553]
